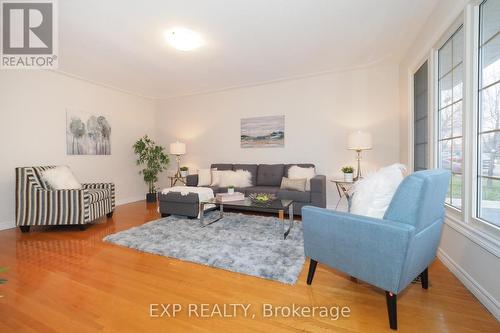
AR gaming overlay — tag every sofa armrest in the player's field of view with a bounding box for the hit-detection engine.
[310,175,326,207]
[302,206,415,293]
[81,183,115,209]
[186,174,198,187]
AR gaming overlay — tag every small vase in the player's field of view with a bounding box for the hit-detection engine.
[344,173,354,182]
[228,188,235,194]
[180,171,188,177]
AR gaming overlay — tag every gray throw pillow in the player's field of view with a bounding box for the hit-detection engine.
[280,177,307,192]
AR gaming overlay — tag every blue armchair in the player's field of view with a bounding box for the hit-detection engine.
[302,169,450,330]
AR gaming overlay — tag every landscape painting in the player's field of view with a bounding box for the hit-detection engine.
[66,110,111,155]
[241,115,285,148]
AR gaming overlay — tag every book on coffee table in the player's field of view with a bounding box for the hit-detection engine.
[215,192,245,202]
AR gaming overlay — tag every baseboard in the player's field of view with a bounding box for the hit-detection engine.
[116,195,145,206]
[437,248,500,321]
[0,220,15,231]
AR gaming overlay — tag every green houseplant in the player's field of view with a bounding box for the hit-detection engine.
[133,135,169,202]
[227,185,235,194]
[341,166,354,182]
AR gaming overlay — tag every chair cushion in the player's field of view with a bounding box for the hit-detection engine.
[277,189,310,203]
[86,188,111,203]
[233,164,258,185]
[256,164,284,186]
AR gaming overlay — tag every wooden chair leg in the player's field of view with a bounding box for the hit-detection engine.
[385,291,398,330]
[306,259,318,285]
[421,267,429,289]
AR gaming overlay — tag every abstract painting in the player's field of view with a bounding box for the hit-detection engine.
[241,115,284,148]
[66,110,111,155]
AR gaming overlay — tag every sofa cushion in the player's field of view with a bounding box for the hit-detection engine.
[211,164,233,171]
[245,186,279,195]
[233,164,258,185]
[256,164,284,186]
[277,189,311,203]
[285,164,315,177]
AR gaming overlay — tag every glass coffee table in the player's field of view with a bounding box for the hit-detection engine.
[199,198,294,240]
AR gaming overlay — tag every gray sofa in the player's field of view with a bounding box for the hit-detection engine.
[182,163,326,216]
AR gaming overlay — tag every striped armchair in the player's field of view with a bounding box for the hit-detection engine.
[15,166,115,232]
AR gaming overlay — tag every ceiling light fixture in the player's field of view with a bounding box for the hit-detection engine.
[164,27,205,51]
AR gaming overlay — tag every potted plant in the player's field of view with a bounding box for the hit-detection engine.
[341,166,354,182]
[180,166,189,178]
[133,135,169,202]
[227,185,235,194]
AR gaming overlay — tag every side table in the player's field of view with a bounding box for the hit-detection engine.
[330,178,357,210]
[169,175,186,187]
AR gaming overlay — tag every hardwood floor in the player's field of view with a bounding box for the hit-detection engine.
[0,201,498,332]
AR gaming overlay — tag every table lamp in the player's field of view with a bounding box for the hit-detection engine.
[169,141,186,177]
[347,131,372,180]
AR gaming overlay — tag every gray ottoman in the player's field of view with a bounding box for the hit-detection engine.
[158,192,200,218]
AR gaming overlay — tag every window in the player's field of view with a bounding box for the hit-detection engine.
[414,61,429,171]
[477,0,500,227]
[437,27,464,210]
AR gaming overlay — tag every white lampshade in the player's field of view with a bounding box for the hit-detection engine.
[170,141,186,155]
[347,131,372,150]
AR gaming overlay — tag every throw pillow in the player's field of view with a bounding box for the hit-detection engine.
[197,168,212,187]
[218,170,252,188]
[288,165,316,191]
[280,177,306,192]
[210,169,222,186]
[41,166,82,190]
[350,164,407,219]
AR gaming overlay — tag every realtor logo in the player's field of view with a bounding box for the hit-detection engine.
[1,0,58,68]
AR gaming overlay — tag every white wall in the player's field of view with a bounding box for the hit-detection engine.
[156,63,401,207]
[398,0,500,320]
[0,70,157,230]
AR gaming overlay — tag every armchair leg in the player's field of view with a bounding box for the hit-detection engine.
[306,259,318,285]
[385,291,397,330]
[106,211,114,218]
[420,268,429,289]
[19,226,30,233]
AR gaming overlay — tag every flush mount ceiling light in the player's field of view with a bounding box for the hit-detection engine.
[164,27,205,51]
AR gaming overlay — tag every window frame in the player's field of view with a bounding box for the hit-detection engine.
[471,0,500,233]
[409,1,500,249]
[433,17,466,219]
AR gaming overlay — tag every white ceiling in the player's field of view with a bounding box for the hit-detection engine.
[58,0,438,99]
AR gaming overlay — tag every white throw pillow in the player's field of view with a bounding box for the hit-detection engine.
[218,170,252,188]
[288,166,316,191]
[41,166,82,190]
[210,169,222,186]
[197,168,212,187]
[350,164,407,219]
